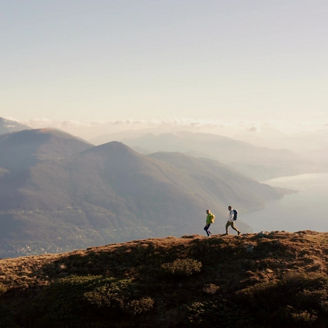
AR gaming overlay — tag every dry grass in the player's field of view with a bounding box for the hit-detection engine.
[1,231,328,327]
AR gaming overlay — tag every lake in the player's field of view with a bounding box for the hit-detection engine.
[242,173,328,232]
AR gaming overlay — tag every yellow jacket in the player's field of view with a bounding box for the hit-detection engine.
[206,212,215,224]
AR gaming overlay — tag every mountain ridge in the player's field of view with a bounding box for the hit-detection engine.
[120,131,316,180]
[0,230,327,327]
[0,117,30,135]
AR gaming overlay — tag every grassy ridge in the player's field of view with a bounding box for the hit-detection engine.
[0,231,328,327]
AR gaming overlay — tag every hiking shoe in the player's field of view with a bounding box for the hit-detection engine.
[237,231,241,236]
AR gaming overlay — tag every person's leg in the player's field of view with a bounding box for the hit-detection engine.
[207,223,211,235]
[204,224,207,234]
[225,221,231,234]
[204,224,210,236]
[231,222,241,235]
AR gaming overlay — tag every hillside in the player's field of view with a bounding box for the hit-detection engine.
[0,130,284,257]
[149,152,281,210]
[0,231,327,327]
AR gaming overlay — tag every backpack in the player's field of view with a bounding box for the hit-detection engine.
[233,209,238,220]
[210,213,215,223]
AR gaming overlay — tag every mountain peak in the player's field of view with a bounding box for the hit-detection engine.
[0,128,91,170]
[84,140,138,157]
[0,128,91,150]
[15,128,87,140]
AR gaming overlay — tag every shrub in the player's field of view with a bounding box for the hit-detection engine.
[85,279,155,316]
[125,297,155,315]
[237,273,328,327]
[184,300,249,327]
[161,258,202,277]
[289,308,317,324]
[202,283,220,295]
[186,301,206,324]
[84,279,132,310]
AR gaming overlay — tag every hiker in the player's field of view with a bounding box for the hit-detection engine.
[204,209,215,236]
[225,205,241,236]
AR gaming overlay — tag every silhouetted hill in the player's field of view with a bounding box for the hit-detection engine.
[0,117,29,135]
[0,130,283,258]
[0,231,327,327]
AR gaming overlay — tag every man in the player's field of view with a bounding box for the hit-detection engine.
[204,209,215,236]
[225,205,241,235]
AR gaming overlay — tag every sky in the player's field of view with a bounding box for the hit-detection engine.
[1,0,328,123]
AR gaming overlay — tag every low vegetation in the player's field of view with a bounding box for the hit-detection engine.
[161,258,202,276]
[0,231,328,327]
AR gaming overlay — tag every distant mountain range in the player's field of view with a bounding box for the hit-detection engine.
[2,117,318,180]
[113,132,316,180]
[0,129,283,258]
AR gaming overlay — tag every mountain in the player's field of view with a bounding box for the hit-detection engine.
[0,117,30,135]
[0,128,92,172]
[0,231,327,327]
[0,129,283,258]
[0,129,93,256]
[119,131,317,180]
[0,129,91,210]
[149,152,282,211]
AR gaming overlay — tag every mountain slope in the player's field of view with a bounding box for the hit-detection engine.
[0,130,283,257]
[0,231,327,328]
[0,129,92,210]
[122,131,315,180]
[149,152,282,210]
[0,128,92,171]
[0,117,29,135]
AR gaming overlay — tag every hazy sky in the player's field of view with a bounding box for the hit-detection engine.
[1,0,327,122]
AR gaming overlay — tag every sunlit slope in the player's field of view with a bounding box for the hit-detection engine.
[0,231,327,327]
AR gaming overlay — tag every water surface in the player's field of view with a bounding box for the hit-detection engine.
[243,173,328,232]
